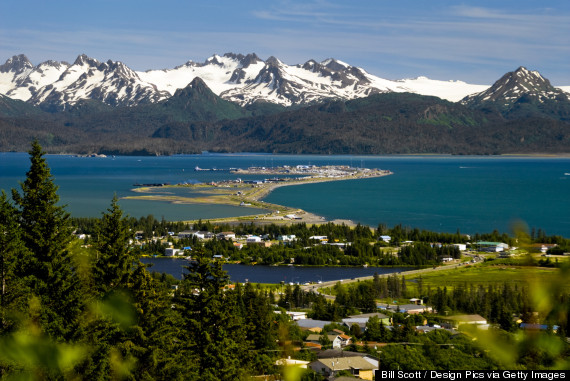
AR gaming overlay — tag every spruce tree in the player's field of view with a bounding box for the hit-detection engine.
[84,197,184,379]
[93,195,136,295]
[0,191,29,333]
[11,141,83,341]
[176,247,248,380]
[127,263,184,380]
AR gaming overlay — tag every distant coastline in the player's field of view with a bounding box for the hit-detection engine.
[5,150,570,158]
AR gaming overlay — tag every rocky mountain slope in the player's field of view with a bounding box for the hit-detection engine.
[462,66,570,120]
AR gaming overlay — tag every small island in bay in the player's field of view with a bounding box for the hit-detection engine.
[124,165,392,224]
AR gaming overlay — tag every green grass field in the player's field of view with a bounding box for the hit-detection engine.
[405,263,569,294]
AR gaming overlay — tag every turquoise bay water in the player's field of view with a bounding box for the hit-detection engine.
[1,153,569,236]
[265,156,570,236]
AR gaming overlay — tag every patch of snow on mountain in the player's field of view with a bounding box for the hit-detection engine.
[396,77,489,102]
[0,60,70,101]
[32,57,98,104]
[0,71,33,100]
[138,54,256,96]
[364,71,407,93]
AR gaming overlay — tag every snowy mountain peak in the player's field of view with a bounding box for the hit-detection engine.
[104,59,140,79]
[38,60,70,70]
[265,56,282,67]
[322,58,350,71]
[73,54,100,67]
[0,54,33,73]
[240,53,261,68]
[301,59,318,70]
[461,66,567,107]
[221,53,261,68]
[206,54,223,65]
[19,54,170,110]
[514,66,542,79]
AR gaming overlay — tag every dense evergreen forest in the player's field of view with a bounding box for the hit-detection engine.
[1,142,568,379]
[2,91,570,155]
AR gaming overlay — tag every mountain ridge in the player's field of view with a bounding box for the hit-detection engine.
[0,52,501,110]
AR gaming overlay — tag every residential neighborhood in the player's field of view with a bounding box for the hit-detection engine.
[67,214,570,378]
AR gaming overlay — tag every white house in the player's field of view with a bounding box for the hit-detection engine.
[278,235,297,242]
[452,243,467,251]
[246,235,262,243]
[309,235,328,243]
[305,334,343,349]
[278,311,307,321]
[378,303,432,314]
[476,241,509,252]
[275,358,309,368]
[165,248,182,256]
[444,314,488,329]
[217,232,236,240]
[177,230,195,238]
[379,235,391,243]
[194,231,214,240]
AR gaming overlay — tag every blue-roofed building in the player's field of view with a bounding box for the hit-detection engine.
[520,323,559,333]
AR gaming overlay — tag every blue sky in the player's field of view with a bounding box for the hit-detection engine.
[1,0,569,84]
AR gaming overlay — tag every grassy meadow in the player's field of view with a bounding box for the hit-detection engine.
[404,261,570,295]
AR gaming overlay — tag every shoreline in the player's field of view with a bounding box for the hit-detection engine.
[33,151,570,158]
[123,169,393,226]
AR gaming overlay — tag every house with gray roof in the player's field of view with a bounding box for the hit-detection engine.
[342,312,390,330]
[309,356,376,380]
[296,318,331,331]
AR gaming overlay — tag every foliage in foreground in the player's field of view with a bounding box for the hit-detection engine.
[0,142,296,379]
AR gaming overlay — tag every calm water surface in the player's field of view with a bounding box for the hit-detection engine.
[265,156,570,235]
[141,257,411,283]
[1,152,569,236]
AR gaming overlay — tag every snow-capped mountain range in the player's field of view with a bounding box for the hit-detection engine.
[0,53,568,111]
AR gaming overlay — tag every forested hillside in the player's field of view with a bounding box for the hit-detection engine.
[2,92,569,155]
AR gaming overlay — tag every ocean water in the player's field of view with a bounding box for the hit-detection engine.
[1,152,569,236]
[265,156,570,236]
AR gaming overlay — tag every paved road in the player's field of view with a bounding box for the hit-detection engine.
[300,260,481,296]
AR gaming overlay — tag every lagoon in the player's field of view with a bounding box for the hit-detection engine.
[140,257,412,283]
[1,152,569,236]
